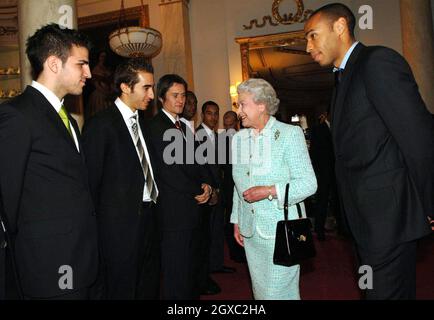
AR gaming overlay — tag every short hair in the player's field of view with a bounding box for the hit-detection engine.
[310,3,356,38]
[113,58,154,96]
[224,110,238,121]
[157,74,188,102]
[201,100,219,114]
[237,78,280,115]
[26,23,91,80]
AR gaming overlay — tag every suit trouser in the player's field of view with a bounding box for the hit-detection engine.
[357,240,417,300]
[93,202,160,300]
[208,203,225,272]
[161,227,201,300]
[197,208,211,293]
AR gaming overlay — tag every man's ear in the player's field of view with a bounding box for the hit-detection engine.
[120,83,131,95]
[45,55,61,74]
[334,17,347,36]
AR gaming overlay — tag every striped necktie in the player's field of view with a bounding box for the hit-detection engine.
[131,115,157,203]
[59,105,72,137]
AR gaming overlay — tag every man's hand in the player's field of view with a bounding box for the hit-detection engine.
[234,224,244,247]
[242,186,275,203]
[208,188,219,206]
[195,183,212,204]
[428,216,434,231]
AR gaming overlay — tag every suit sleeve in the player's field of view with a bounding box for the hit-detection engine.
[230,185,241,224]
[82,117,108,207]
[0,105,32,234]
[275,126,318,209]
[363,48,434,215]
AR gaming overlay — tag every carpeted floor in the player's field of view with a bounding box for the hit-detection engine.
[202,233,434,300]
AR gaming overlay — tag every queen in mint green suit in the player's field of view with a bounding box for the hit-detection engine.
[230,79,317,300]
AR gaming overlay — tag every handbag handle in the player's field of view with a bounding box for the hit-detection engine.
[284,183,303,221]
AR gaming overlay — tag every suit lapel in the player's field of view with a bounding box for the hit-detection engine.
[331,43,366,143]
[110,105,144,174]
[26,86,79,153]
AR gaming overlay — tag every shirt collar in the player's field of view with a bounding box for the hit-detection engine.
[115,97,138,124]
[162,108,179,124]
[245,116,276,139]
[180,117,194,131]
[201,123,215,137]
[333,41,359,72]
[31,80,64,112]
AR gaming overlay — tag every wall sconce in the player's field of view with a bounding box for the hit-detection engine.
[230,82,241,109]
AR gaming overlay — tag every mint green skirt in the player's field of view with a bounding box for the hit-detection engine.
[244,233,300,300]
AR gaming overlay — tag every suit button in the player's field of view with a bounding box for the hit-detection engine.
[0,240,7,249]
[251,209,254,214]
[247,171,250,176]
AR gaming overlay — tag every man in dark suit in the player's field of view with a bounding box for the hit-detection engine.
[146,74,213,300]
[221,111,246,263]
[305,3,433,299]
[82,58,159,299]
[196,101,228,295]
[0,24,98,299]
[309,111,342,240]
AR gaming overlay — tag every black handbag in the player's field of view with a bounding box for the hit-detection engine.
[273,183,316,267]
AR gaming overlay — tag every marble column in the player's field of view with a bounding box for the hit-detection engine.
[400,0,434,113]
[159,0,194,89]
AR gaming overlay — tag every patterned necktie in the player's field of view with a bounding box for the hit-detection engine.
[131,115,157,203]
[59,105,72,137]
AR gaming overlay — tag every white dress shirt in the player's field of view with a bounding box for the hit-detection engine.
[200,123,215,144]
[31,81,80,151]
[115,97,158,202]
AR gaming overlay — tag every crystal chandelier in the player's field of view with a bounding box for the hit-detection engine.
[109,0,162,58]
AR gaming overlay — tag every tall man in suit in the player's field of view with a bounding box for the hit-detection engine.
[146,74,214,299]
[0,24,98,299]
[82,58,160,299]
[305,3,433,299]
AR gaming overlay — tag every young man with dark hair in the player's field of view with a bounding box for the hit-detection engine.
[82,58,160,299]
[0,23,97,299]
[146,74,214,299]
[305,3,433,299]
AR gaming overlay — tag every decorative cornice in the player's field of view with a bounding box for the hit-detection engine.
[243,0,312,30]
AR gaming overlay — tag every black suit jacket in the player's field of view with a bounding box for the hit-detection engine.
[82,104,159,297]
[145,110,213,231]
[331,43,433,250]
[195,124,221,189]
[0,86,98,298]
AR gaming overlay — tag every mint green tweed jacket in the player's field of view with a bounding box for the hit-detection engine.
[230,117,317,239]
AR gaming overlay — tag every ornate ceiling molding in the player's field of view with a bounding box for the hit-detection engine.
[243,0,313,30]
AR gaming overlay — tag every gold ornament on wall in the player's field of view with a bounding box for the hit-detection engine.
[243,0,313,30]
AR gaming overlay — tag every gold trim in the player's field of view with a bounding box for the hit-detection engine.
[243,0,312,30]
